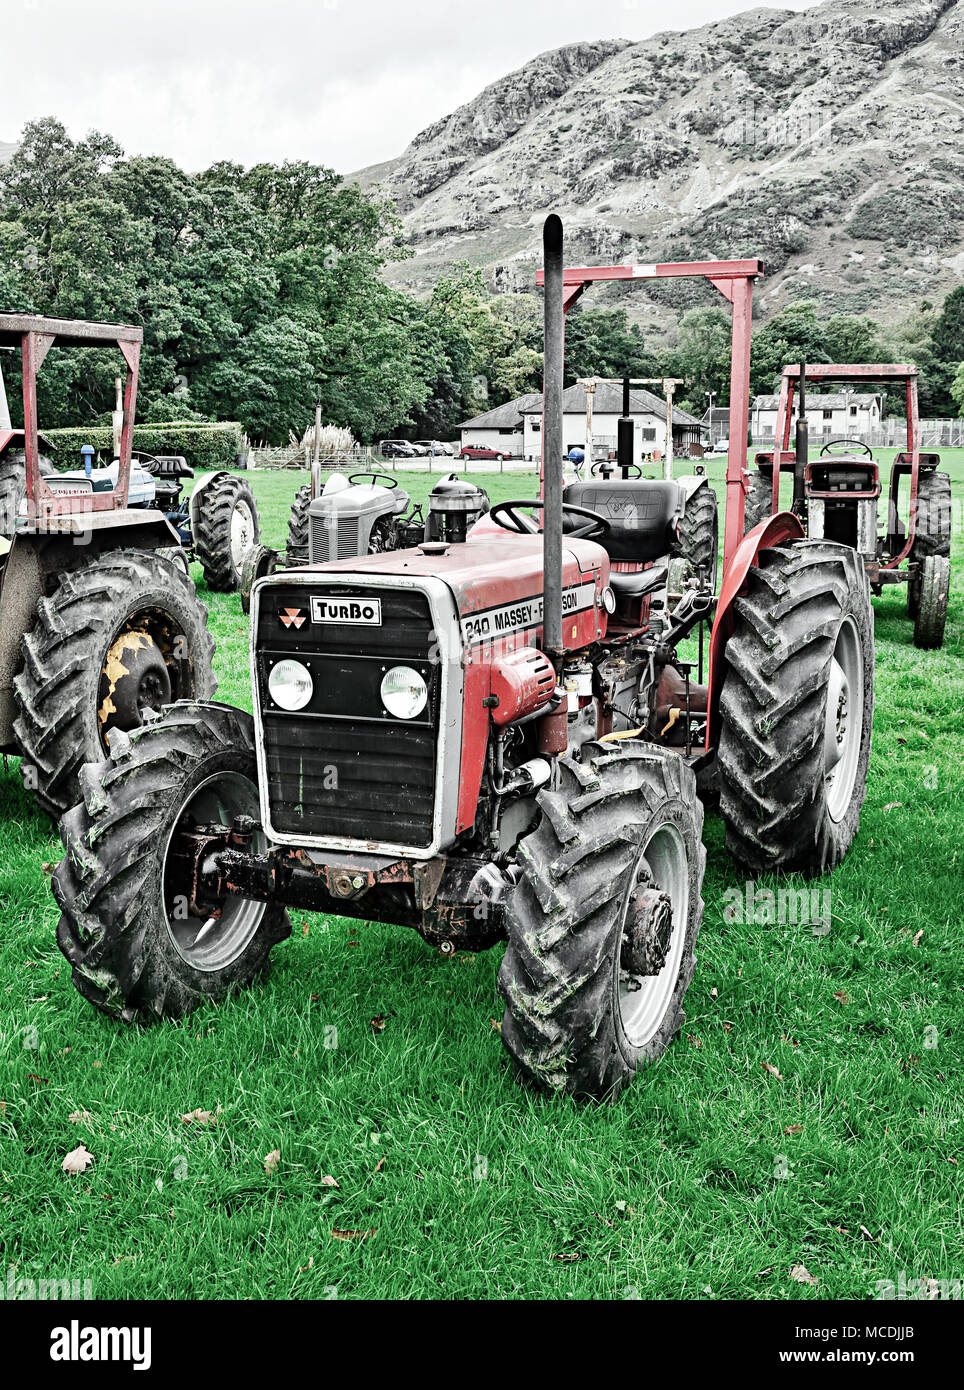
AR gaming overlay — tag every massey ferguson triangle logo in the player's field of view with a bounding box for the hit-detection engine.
[280,607,306,629]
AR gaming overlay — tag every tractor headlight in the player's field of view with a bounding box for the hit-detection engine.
[268,658,313,711]
[380,665,428,720]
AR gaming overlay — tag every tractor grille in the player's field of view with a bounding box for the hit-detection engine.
[309,514,366,563]
[256,583,439,846]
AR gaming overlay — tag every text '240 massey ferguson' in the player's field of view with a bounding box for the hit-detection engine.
[55,220,875,1100]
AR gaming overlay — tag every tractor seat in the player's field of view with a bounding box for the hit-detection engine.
[564,479,682,562]
[608,565,667,599]
[137,453,194,479]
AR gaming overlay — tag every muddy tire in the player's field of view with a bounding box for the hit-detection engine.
[911,471,951,559]
[13,549,216,816]
[287,483,311,564]
[672,483,718,581]
[717,540,874,877]
[912,554,950,650]
[192,471,260,591]
[498,742,705,1101]
[0,448,54,541]
[54,702,291,1023]
[743,467,775,534]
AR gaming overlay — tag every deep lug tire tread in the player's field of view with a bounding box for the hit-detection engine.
[193,471,260,592]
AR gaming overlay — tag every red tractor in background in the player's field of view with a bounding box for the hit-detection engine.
[746,363,952,649]
[0,314,220,815]
[54,222,875,1101]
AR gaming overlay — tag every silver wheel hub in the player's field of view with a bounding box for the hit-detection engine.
[230,500,254,570]
[823,615,863,823]
[617,824,689,1048]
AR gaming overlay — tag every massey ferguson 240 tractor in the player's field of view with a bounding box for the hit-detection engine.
[745,363,952,649]
[0,314,221,815]
[54,221,875,1101]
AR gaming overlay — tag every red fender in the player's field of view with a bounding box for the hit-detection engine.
[0,428,56,457]
[705,510,805,749]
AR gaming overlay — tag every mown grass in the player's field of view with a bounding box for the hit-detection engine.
[0,457,961,1301]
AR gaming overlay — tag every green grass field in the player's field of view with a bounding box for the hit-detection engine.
[1,456,962,1301]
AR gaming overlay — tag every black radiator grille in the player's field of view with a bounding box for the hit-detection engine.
[256,583,439,845]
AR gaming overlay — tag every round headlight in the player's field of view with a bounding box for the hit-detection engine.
[381,665,428,720]
[601,585,616,614]
[268,658,313,711]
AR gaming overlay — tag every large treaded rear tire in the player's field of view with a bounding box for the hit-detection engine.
[193,471,260,591]
[54,702,291,1023]
[743,468,774,534]
[717,540,874,877]
[912,554,949,650]
[498,742,705,1101]
[287,483,310,564]
[0,448,54,541]
[672,483,718,581]
[13,549,216,816]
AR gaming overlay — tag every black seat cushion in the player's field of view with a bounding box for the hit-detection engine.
[564,480,681,561]
[608,565,667,599]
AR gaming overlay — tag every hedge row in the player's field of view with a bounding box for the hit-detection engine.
[42,422,245,471]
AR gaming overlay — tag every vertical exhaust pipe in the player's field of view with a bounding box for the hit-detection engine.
[542,214,564,668]
[794,362,808,513]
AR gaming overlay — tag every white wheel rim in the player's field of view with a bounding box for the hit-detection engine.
[230,500,254,570]
[162,771,267,972]
[824,615,863,823]
[618,822,689,1048]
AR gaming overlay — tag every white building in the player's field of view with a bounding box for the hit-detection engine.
[751,391,883,445]
[459,384,702,462]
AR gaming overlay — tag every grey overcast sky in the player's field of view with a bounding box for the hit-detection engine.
[1,0,815,174]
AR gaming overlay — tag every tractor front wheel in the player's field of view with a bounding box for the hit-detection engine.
[498,742,705,1100]
[193,471,260,591]
[717,540,874,877]
[54,702,291,1022]
[673,483,718,582]
[912,554,950,650]
[287,483,311,564]
[13,548,216,816]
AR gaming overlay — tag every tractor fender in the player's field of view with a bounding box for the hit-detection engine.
[704,510,805,749]
[0,427,57,459]
[675,472,709,502]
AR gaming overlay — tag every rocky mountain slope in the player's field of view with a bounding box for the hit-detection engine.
[353,0,964,328]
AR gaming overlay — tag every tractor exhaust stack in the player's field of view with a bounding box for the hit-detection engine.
[794,362,808,513]
[542,214,564,668]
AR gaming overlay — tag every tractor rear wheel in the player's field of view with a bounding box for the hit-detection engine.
[193,471,260,591]
[743,468,774,534]
[912,554,950,650]
[287,483,310,564]
[673,483,718,582]
[911,471,951,559]
[54,702,290,1022]
[0,448,55,541]
[717,540,873,877]
[498,742,704,1101]
[13,548,216,816]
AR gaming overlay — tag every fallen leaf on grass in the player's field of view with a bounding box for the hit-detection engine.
[780,1035,799,1047]
[372,1157,386,1174]
[710,987,718,999]
[912,930,924,948]
[859,1225,878,1243]
[331,1228,376,1241]
[68,1109,92,1125]
[761,1062,784,1080]
[181,1108,217,1125]
[302,922,310,937]
[687,1034,702,1049]
[833,991,850,1005]
[264,1149,281,1173]
[321,1175,340,1188]
[883,802,902,812]
[947,1157,958,1166]
[790,1264,817,1286]
[490,1018,502,1032]
[592,1212,615,1227]
[0,1100,6,1117]
[551,1252,583,1262]
[62,1144,94,1175]
[831,1225,850,1235]
[370,1015,387,1032]
[722,1021,734,1034]
[784,1124,803,1136]
[41,862,55,876]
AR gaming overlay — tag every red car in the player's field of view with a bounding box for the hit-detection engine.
[459,445,514,460]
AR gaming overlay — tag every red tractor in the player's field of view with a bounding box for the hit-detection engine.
[746,363,951,649]
[0,314,221,815]
[54,222,875,1101]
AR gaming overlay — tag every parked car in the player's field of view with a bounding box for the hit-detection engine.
[459,444,513,460]
[380,439,418,458]
[414,440,454,457]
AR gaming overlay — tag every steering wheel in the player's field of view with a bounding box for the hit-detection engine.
[591,461,641,478]
[489,499,611,541]
[349,472,399,489]
[819,439,873,458]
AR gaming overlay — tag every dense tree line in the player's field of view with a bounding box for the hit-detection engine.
[1,118,962,442]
